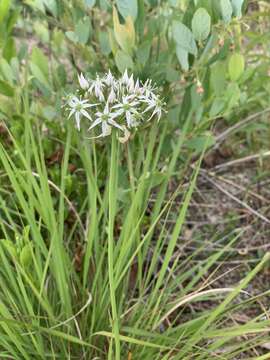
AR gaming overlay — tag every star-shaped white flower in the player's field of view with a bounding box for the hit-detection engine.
[140,79,157,98]
[67,96,97,131]
[112,95,140,128]
[88,102,123,137]
[143,95,163,122]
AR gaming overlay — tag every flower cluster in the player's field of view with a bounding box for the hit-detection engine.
[64,70,164,142]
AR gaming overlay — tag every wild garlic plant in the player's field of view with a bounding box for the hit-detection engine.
[64,70,165,142]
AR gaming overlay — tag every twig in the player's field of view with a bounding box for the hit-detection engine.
[199,170,270,225]
[213,151,270,171]
[215,107,270,145]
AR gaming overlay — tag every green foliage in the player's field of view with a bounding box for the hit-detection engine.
[228,52,245,81]
[0,0,269,358]
[116,0,138,20]
[192,8,211,42]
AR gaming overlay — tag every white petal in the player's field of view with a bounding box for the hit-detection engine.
[104,102,110,115]
[102,122,111,136]
[108,88,116,103]
[75,112,81,131]
[112,103,123,109]
[105,70,115,86]
[134,79,140,92]
[81,109,92,121]
[143,103,155,113]
[68,109,75,119]
[110,111,121,119]
[88,118,102,131]
[78,73,89,90]
[122,69,129,84]
[128,74,134,92]
[126,111,132,127]
[108,118,123,130]
[97,90,105,102]
[82,102,99,109]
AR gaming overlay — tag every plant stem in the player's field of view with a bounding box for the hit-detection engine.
[108,132,120,359]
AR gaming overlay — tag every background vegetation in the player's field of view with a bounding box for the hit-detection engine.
[0,0,270,359]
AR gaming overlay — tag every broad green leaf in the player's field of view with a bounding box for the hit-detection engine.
[108,29,118,55]
[24,0,45,12]
[225,82,241,109]
[219,0,233,23]
[30,62,50,88]
[172,21,197,56]
[44,0,57,16]
[192,8,211,42]
[176,46,189,71]
[209,98,225,117]
[186,132,216,151]
[56,64,67,87]
[136,41,151,66]
[210,61,226,95]
[231,0,244,17]
[99,31,111,55]
[85,0,96,8]
[166,68,180,82]
[99,0,109,10]
[75,18,91,45]
[0,0,11,24]
[116,0,138,20]
[6,7,21,34]
[10,57,20,80]
[65,31,79,43]
[31,47,49,78]
[33,22,50,43]
[3,37,16,62]
[195,0,213,17]
[115,50,134,72]
[113,7,135,55]
[0,58,14,83]
[228,53,245,81]
[0,79,14,97]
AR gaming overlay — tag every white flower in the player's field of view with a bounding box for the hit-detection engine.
[108,87,116,103]
[78,73,89,90]
[64,70,164,141]
[104,70,115,87]
[127,74,135,93]
[88,102,123,137]
[134,79,142,95]
[67,96,97,131]
[89,75,105,101]
[121,70,136,93]
[143,95,163,122]
[122,69,130,85]
[141,79,156,98]
[112,95,140,128]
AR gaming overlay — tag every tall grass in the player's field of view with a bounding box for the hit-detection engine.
[0,82,269,359]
